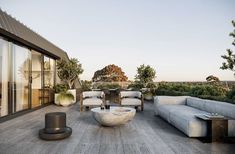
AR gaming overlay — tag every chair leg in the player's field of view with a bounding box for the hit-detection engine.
[141,105,144,111]
[80,105,83,112]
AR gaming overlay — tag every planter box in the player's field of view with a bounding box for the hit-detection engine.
[68,89,76,104]
[54,89,76,106]
[54,93,60,105]
[144,94,153,101]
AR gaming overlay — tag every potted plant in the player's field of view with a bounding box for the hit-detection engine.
[143,82,157,100]
[57,58,83,104]
[54,84,69,105]
[56,91,75,107]
[134,64,156,100]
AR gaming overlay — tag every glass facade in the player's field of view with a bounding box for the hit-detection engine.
[0,36,56,118]
[0,38,10,117]
[43,56,55,104]
[12,44,31,112]
[31,51,43,108]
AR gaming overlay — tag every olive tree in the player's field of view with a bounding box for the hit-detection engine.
[221,20,235,75]
[135,64,156,87]
[57,58,83,89]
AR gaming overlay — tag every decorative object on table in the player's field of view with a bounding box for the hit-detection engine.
[119,91,144,111]
[203,113,225,119]
[105,100,110,109]
[39,112,72,140]
[100,102,105,110]
[80,91,105,111]
[91,107,136,127]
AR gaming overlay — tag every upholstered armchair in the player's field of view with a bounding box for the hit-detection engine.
[80,91,105,112]
[119,91,144,111]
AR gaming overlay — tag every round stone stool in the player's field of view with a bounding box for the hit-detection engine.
[39,112,72,140]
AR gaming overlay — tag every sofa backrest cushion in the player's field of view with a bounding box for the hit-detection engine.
[154,96,188,105]
[204,99,235,119]
[186,97,206,111]
[187,97,235,119]
[82,91,104,98]
[120,91,142,98]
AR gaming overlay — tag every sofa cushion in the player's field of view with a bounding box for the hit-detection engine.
[157,104,208,137]
[157,105,181,122]
[204,100,235,119]
[169,105,208,137]
[82,91,104,98]
[120,91,142,99]
[154,96,188,106]
[186,97,206,111]
[82,98,103,106]
[121,98,141,106]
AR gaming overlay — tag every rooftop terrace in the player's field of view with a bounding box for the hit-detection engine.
[0,102,234,154]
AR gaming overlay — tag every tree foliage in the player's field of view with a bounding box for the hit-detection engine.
[221,20,235,75]
[135,64,156,86]
[92,64,128,82]
[206,75,220,83]
[57,58,83,89]
[81,80,92,91]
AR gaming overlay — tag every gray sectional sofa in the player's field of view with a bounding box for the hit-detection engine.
[154,96,235,137]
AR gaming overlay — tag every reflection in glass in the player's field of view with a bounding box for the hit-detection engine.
[12,44,30,112]
[0,38,9,117]
[43,56,55,104]
[31,51,42,108]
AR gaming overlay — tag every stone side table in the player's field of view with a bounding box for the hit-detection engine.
[91,107,136,127]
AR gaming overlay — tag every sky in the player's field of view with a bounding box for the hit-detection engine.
[0,0,235,81]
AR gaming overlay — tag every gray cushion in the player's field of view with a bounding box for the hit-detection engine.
[157,105,180,122]
[154,96,188,106]
[158,104,208,137]
[186,97,206,111]
[169,105,208,137]
[205,100,235,119]
[203,99,217,113]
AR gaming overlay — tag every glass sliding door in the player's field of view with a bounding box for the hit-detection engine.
[0,38,10,117]
[43,56,55,104]
[31,50,43,108]
[11,43,31,112]
[0,36,57,119]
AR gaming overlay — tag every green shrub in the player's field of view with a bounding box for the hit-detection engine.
[56,91,75,102]
[190,85,227,96]
[146,82,157,89]
[81,80,92,91]
[54,84,69,93]
[155,89,189,96]
[127,82,144,90]
[226,86,235,100]
[198,95,234,104]
[97,83,121,90]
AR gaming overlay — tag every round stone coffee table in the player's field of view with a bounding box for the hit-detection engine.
[91,107,136,126]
